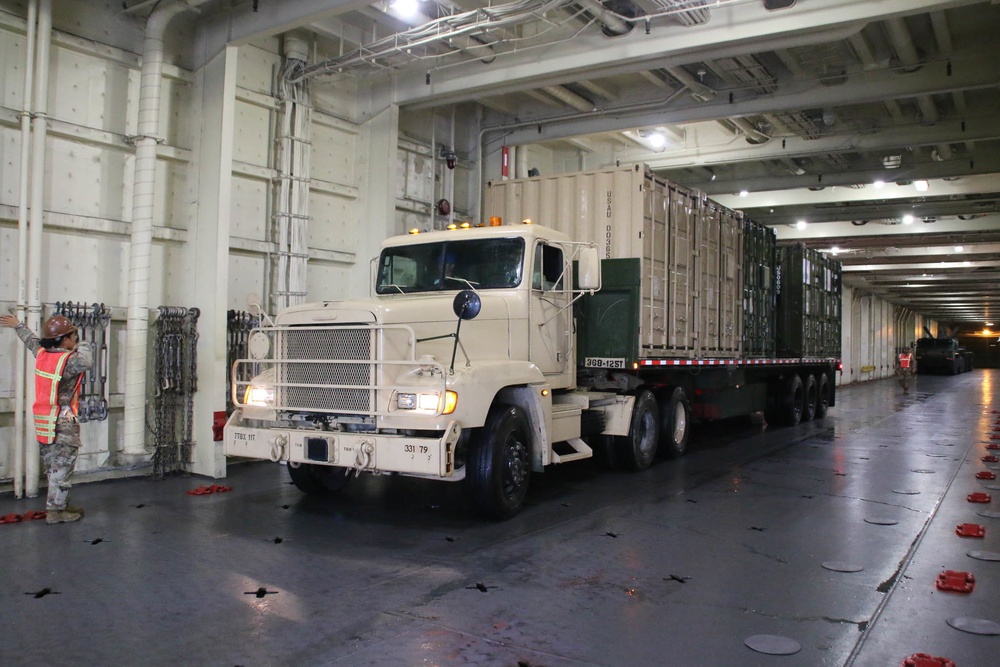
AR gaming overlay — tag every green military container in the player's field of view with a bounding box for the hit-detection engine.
[742,218,776,358]
[775,243,842,358]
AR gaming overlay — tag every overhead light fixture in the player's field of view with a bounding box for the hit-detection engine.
[796,220,807,229]
[390,0,420,19]
[831,246,840,254]
[914,179,929,192]
[955,245,964,252]
[873,180,885,189]
[647,132,667,150]
[902,214,914,225]
[739,190,749,197]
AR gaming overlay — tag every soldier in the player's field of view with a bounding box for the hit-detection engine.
[896,345,915,394]
[1,313,93,523]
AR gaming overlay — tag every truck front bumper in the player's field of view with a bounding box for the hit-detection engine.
[224,410,463,478]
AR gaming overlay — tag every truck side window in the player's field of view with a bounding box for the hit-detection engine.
[532,244,564,291]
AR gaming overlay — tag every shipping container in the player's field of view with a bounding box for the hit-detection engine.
[485,164,742,359]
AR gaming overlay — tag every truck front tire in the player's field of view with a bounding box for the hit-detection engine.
[287,462,352,495]
[615,390,659,470]
[468,404,531,520]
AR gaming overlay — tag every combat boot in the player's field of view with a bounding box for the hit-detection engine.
[46,509,82,524]
[65,505,85,515]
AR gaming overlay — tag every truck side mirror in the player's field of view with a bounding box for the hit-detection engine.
[453,290,481,320]
[577,247,601,291]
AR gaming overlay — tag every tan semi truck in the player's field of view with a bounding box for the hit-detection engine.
[225,165,841,518]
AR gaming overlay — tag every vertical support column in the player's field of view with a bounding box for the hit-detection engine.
[352,104,399,297]
[187,46,237,478]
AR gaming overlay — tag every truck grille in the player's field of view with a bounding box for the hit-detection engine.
[278,327,375,413]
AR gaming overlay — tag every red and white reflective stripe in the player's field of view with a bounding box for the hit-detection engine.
[639,358,838,367]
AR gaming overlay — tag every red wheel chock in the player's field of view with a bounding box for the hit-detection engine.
[936,570,975,593]
[901,654,956,667]
[956,523,986,538]
[187,484,233,496]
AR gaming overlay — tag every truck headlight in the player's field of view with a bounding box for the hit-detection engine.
[245,385,275,407]
[396,390,458,414]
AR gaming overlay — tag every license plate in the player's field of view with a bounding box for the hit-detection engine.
[584,357,626,369]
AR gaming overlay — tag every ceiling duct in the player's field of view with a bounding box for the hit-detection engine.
[577,0,635,36]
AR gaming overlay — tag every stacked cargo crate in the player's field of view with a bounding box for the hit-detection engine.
[775,243,842,358]
[742,219,777,358]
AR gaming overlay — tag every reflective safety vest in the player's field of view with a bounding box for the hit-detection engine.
[32,350,82,444]
[898,353,912,370]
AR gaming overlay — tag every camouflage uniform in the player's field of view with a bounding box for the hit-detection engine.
[15,323,93,511]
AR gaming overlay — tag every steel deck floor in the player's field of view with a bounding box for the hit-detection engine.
[2,370,998,666]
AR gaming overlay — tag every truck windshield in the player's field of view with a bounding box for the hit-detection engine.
[376,237,525,294]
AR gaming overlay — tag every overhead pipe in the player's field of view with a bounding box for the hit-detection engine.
[542,85,594,112]
[24,0,52,498]
[13,0,39,499]
[123,0,202,459]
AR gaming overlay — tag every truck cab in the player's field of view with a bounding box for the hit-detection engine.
[225,223,607,518]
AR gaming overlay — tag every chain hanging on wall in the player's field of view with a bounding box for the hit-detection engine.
[152,306,200,479]
[54,301,112,422]
[226,310,259,414]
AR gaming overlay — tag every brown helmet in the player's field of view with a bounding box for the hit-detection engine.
[43,315,76,339]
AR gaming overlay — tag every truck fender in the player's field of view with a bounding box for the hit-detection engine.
[495,385,550,472]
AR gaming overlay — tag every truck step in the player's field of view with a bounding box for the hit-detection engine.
[551,437,593,464]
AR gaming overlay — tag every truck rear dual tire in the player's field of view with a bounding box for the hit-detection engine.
[802,374,818,422]
[615,390,659,470]
[814,373,830,419]
[287,462,352,495]
[658,387,691,459]
[468,404,532,520]
[771,374,804,426]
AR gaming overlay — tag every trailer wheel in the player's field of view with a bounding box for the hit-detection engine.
[814,373,830,419]
[658,387,691,459]
[615,390,659,470]
[778,374,805,426]
[467,404,531,520]
[801,374,818,422]
[287,463,352,495]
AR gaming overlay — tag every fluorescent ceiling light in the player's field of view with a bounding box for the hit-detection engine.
[914,179,929,192]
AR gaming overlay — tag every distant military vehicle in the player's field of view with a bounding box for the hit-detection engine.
[915,327,974,375]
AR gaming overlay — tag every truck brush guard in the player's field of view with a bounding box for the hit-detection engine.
[232,323,449,417]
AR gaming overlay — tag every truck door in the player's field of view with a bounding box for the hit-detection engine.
[530,242,570,376]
